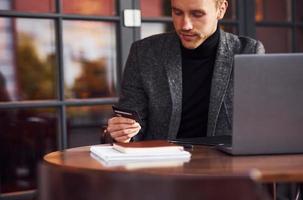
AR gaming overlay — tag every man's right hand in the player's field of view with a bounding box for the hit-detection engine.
[106,117,141,143]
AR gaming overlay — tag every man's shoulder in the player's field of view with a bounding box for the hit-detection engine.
[222,31,259,45]
[133,32,178,48]
[221,30,264,53]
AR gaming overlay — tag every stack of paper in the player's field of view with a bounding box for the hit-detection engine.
[90,140,191,164]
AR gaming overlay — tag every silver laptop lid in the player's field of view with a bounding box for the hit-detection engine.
[231,53,303,155]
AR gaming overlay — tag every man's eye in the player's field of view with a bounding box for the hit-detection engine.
[192,12,204,18]
[172,9,182,16]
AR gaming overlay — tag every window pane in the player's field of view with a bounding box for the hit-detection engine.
[296,28,303,52]
[296,0,303,22]
[224,0,237,20]
[141,22,174,39]
[255,0,291,22]
[0,0,55,13]
[220,24,238,35]
[256,27,292,53]
[141,0,171,17]
[67,105,113,148]
[62,0,116,16]
[63,21,117,99]
[0,18,57,102]
[0,108,58,193]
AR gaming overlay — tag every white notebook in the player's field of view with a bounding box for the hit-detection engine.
[90,145,191,163]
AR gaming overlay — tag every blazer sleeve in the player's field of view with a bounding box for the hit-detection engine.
[255,40,265,54]
[117,42,148,141]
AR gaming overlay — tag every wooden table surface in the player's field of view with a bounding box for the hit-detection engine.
[44,144,303,183]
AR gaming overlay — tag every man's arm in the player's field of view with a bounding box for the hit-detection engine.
[106,42,148,142]
[106,117,141,143]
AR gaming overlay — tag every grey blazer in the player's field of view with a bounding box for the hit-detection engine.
[118,30,265,141]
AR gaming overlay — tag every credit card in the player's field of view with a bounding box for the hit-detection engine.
[112,106,141,123]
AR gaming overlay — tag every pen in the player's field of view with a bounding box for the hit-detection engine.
[169,140,194,150]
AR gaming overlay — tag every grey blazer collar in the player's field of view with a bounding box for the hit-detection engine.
[163,33,183,139]
[163,30,233,139]
[207,30,233,136]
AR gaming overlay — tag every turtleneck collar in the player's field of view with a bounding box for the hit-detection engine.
[181,27,220,59]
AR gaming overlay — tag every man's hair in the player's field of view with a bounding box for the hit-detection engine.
[215,0,226,8]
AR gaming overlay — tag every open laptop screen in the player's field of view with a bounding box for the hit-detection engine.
[220,53,303,155]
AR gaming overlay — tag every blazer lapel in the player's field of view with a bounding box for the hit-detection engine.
[207,30,233,136]
[163,33,183,139]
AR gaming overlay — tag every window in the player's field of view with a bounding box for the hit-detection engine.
[255,0,303,52]
[0,0,122,198]
[0,18,57,102]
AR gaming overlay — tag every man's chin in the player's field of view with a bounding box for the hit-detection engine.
[181,40,202,49]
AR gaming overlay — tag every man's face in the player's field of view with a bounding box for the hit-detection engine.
[171,0,227,49]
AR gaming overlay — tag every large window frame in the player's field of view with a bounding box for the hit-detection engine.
[0,0,135,199]
[255,0,303,52]
[0,0,136,146]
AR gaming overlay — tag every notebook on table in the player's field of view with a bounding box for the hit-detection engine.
[90,140,191,163]
[216,53,303,155]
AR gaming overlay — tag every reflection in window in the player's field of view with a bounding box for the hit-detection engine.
[224,0,237,20]
[220,25,238,35]
[256,27,292,53]
[296,0,303,22]
[0,18,57,102]
[67,105,113,147]
[255,0,291,22]
[141,0,171,17]
[296,28,303,52]
[62,0,116,16]
[0,0,54,13]
[141,22,174,39]
[63,21,117,99]
[0,108,58,193]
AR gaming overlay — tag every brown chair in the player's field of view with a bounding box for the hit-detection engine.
[38,162,271,200]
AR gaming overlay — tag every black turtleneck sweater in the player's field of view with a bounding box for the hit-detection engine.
[177,28,220,139]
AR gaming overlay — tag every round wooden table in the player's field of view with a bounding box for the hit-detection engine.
[43,144,303,183]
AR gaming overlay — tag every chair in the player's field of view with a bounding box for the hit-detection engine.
[38,162,271,200]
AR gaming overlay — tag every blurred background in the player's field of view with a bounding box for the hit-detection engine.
[0,0,302,199]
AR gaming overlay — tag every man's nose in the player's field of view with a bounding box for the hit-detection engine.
[181,16,193,31]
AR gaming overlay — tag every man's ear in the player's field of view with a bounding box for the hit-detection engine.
[217,0,228,20]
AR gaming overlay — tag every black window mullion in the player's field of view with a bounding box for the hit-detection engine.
[0,10,59,18]
[133,0,141,41]
[54,0,67,150]
[117,0,137,89]
[239,0,256,37]
[245,0,256,38]
[0,10,120,21]
[0,99,119,109]
[292,0,296,52]
[237,0,246,35]
[0,101,61,109]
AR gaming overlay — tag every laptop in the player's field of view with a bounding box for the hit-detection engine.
[169,135,231,146]
[217,53,303,155]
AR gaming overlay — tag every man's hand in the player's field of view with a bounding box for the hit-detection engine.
[106,117,141,143]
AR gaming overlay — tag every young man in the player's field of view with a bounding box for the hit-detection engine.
[106,0,265,143]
